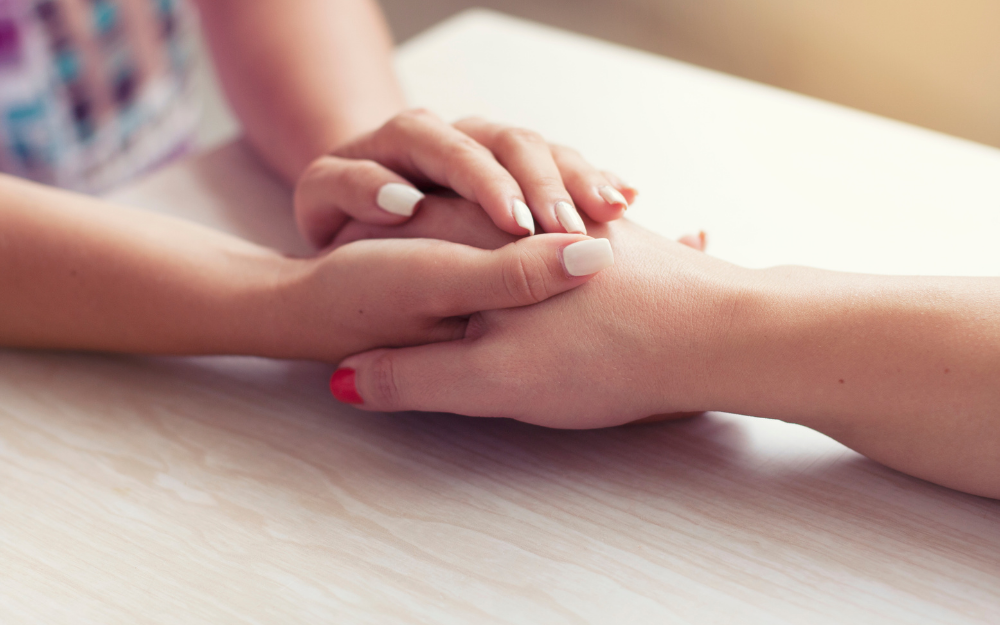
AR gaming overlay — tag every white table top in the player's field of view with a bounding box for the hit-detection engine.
[2,10,998,624]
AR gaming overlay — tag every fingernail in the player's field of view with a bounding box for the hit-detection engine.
[562,238,614,276]
[555,201,587,234]
[615,176,638,196]
[330,368,363,404]
[377,183,424,217]
[699,231,707,249]
[512,199,535,235]
[598,185,628,209]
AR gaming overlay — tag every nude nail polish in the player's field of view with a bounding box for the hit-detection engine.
[377,183,424,217]
[598,185,628,209]
[513,199,535,235]
[555,201,587,234]
[562,239,614,276]
[330,369,363,404]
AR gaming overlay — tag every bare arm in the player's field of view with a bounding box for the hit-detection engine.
[0,174,284,355]
[193,0,405,183]
[320,208,1000,499]
[0,176,599,361]
[718,268,1000,498]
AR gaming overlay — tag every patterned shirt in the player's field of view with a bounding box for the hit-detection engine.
[0,0,199,192]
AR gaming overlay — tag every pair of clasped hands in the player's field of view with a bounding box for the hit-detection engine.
[292,110,713,428]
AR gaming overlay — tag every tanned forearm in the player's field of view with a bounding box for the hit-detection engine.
[194,0,406,183]
[0,174,291,355]
[716,267,1000,498]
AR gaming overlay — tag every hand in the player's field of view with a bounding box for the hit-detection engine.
[331,193,706,254]
[328,201,734,428]
[293,109,638,248]
[263,229,615,365]
[326,200,1000,501]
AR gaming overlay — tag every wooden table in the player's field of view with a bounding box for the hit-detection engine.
[2,10,998,624]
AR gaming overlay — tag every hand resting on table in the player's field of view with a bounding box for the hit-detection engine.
[332,195,1000,500]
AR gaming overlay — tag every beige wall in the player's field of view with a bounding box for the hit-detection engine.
[381,0,1000,148]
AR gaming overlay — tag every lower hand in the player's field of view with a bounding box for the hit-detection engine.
[329,199,733,428]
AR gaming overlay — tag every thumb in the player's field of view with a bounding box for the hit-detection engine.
[330,342,496,415]
[443,234,615,315]
[294,155,423,249]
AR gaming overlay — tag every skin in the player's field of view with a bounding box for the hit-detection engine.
[0,175,601,363]
[0,2,630,372]
[0,1,632,367]
[6,0,991,502]
[332,199,1000,500]
[195,0,636,242]
[294,109,638,248]
[193,0,406,182]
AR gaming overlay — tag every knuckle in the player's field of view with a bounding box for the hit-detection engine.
[295,156,338,195]
[370,352,403,408]
[495,127,545,151]
[533,173,566,191]
[350,159,386,183]
[388,108,436,132]
[550,144,582,164]
[446,137,491,167]
[501,249,551,306]
[455,115,486,128]
[401,107,435,120]
[551,143,580,157]
[302,154,337,178]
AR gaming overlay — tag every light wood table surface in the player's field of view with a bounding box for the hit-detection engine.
[2,10,998,624]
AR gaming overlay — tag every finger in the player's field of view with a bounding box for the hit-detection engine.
[551,145,633,222]
[330,233,613,324]
[601,170,639,205]
[294,155,425,248]
[332,196,519,251]
[455,118,584,235]
[330,342,495,415]
[340,109,535,237]
[419,233,614,317]
[456,234,614,313]
[678,231,707,252]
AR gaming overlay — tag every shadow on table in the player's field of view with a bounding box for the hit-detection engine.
[5,349,998,587]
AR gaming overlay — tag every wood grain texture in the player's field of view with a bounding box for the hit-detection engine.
[1,352,997,624]
[3,12,1000,624]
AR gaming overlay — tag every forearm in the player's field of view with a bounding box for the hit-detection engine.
[0,175,300,356]
[715,267,1000,497]
[195,0,405,183]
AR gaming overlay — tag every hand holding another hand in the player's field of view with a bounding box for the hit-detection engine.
[294,109,637,248]
[269,227,613,366]
[330,197,734,429]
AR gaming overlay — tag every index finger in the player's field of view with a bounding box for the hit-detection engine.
[337,109,536,237]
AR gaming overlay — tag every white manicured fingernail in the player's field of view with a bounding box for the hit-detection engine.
[555,201,587,234]
[598,185,628,208]
[377,183,424,217]
[562,238,614,276]
[513,199,535,235]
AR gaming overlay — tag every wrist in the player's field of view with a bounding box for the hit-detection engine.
[701,265,865,428]
[232,251,359,363]
[635,249,759,417]
[205,247,312,358]
[698,265,811,420]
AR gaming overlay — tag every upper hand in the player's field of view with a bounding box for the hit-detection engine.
[293,109,637,248]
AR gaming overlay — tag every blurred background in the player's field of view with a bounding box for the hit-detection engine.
[197,1,1000,151]
[379,0,1000,149]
